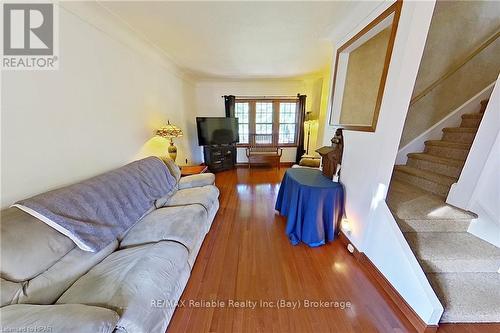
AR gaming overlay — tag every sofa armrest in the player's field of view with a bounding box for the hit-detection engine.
[0,304,119,333]
[178,173,215,189]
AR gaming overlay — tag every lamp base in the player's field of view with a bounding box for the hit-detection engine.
[168,141,177,162]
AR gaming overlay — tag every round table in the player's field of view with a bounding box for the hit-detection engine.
[275,168,344,247]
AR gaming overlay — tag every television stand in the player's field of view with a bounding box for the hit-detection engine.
[203,144,236,173]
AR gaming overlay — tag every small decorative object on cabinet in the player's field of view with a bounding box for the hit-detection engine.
[203,144,236,173]
[316,128,344,180]
[156,121,183,162]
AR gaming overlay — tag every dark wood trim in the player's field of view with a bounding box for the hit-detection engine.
[329,0,403,132]
[370,0,402,132]
[249,100,256,143]
[235,97,299,102]
[338,230,439,333]
[272,100,279,141]
[236,143,298,148]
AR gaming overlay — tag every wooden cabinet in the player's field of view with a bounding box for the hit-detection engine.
[203,144,236,173]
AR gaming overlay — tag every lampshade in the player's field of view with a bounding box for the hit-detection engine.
[156,121,183,139]
[305,111,318,122]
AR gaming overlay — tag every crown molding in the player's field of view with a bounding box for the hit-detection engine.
[60,1,196,84]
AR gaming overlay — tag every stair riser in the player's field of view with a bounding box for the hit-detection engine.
[440,312,499,323]
[425,145,469,160]
[398,219,470,232]
[442,131,476,144]
[407,158,462,178]
[427,272,500,323]
[460,118,481,128]
[393,170,450,197]
[419,259,500,273]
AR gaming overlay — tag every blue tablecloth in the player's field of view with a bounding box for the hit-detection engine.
[275,168,344,247]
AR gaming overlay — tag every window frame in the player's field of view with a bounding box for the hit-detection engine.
[235,98,300,148]
[234,101,250,145]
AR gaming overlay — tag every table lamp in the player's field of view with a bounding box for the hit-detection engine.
[156,121,183,162]
[304,111,318,155]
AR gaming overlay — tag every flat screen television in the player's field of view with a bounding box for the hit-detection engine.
[196,117,239,146]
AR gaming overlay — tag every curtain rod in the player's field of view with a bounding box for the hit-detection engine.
[221,95,301,99]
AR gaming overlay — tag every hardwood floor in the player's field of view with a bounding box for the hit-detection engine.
[168,167,500,333]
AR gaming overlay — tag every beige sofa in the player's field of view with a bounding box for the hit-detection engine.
[0,162,219,333]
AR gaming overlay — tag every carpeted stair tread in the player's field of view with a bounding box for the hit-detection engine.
[407,153,463,178]
[460,115,482,129]
[407,153,464,167]
[427,272,500,323]
[461,113,483,119]
[386,180,474,221]
[442,127,477,133]
[425,140,471,149]
[395,217,470,233]
[394,165,457,186]
[388,97,495,323]
[405,232,500,273]
[424,140,472,161]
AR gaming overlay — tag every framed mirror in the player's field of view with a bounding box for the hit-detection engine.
[329,1,402,132]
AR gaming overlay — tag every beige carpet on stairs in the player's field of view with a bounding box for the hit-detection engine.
[388,101,499,322]
[387,180,500,323]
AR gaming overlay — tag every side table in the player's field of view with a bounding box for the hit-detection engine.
[180,165,208,177]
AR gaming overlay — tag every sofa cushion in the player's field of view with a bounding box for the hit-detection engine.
[161,185,220,213]
[154,186,178,209]
[178,173,215,189]
[0,278,23,307]
[120,205,208,251]
[0,304,119,333]
[155,155,181,209]
[160,156,181,183]
[57,241,190,333]
[15,240,118,305]
[0,207,75,282]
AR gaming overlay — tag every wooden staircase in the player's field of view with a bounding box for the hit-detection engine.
[392,99,488,197]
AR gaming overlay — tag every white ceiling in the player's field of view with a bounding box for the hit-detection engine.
[99,1,353,79]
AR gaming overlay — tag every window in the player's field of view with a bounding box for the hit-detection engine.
[279,103,297,144]
[235,98,299,146]
[255,102,273,144]
[235,102,249,144]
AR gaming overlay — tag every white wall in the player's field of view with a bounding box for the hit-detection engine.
[322,0,444,324]
[448,76,500,247]
[0,2,196,208]
[395,82,495,165]
[467,131,500,247]
[193,78,326,163]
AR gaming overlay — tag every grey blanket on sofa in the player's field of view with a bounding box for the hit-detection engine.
[13,157,177,252]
